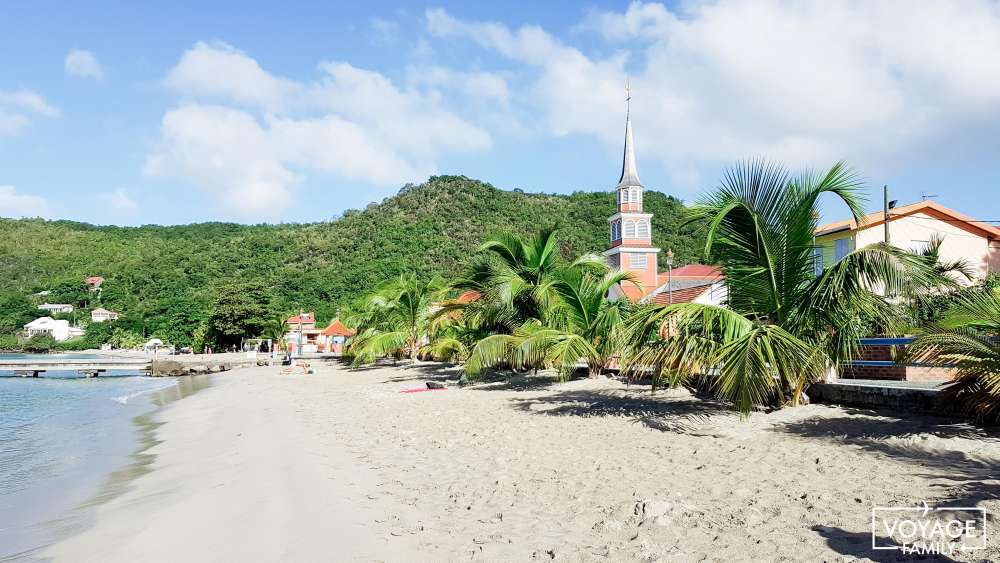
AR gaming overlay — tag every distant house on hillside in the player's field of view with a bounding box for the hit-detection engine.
[86,276,104,291]
[815,200,1000,283]
[24,317,85,342]
[91,308,120,323]
[38,303,74,314]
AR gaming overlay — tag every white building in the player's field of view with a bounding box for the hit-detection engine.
[38,303,74,314]
[24,317,85,342]
[90,308,120,323]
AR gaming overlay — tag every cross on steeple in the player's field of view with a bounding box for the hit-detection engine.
[625,78,631,116]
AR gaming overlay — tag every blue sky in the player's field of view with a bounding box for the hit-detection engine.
[2,1,1000,226]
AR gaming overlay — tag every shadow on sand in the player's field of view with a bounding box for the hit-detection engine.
[811,525,958,562]
[508,387,732,433]
[777,410,1000,559]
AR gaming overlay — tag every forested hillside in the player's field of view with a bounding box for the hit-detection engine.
[0,176,706,348]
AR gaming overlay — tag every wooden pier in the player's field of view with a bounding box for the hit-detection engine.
[0,358,152,377]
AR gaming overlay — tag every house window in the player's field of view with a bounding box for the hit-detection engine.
[630,189,638,203]
[637,220,649,239]
[631,253,648,268]
[834,238,850,261]
[611,221,620,241]
[814,247,824,276]
[624,220,636,238]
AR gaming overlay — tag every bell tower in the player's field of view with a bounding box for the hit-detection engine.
[604,83,660,296]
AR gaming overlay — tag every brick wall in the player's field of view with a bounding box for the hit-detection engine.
[839,341,953,382]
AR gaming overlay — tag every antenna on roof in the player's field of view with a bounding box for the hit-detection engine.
[921,191,938,201]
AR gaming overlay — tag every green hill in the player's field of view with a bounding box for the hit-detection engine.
[0,176,706,347]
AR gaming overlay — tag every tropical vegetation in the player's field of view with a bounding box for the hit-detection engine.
[907,285,1000,421]
[346,161,975,418]
[619,161,947,415]
[0,176,702,351]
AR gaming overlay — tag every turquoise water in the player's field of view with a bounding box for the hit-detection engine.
[0,354,185,560]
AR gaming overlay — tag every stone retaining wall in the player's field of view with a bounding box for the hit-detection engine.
[810,382,955,414]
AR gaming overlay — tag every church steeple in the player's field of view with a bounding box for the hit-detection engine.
[604,80,661,300]
[617,91,642,190]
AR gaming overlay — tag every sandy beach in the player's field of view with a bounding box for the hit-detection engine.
[45,361,1000,562]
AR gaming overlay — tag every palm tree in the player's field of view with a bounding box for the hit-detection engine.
[468,227,567,326]
[263,314,288,351]
[906,288,1000,421]
[621,160,942,416]
[464,255,637,380]
[906,234,974,326]
[345,273,445,365]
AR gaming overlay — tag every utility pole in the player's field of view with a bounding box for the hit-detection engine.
[297,308,304,358]
[883,184,890,245]
[666,249,674,305]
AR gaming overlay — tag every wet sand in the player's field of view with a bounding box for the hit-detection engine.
[46,361,1000,562]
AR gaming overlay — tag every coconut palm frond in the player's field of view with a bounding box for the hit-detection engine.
[713,325,822,417]
[420,337,468,363]
[906,289,1000,420]
[464,333,523,379]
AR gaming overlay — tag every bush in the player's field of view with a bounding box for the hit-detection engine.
[109,328,144,349]
[21,333,56,353]
[84,322,114,347]
[54,337,93,351]
[0,333,19,351]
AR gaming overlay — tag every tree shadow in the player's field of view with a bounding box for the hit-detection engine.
[508,388,732,434]
[776,410,1000,515]
[811,525,958,562]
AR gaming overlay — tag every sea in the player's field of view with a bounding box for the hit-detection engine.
[0,354,208,561]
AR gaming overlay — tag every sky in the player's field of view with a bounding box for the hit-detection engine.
[2,1,1000,226]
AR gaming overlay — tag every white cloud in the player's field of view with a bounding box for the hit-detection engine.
[98,188,138,213]
[0,186,49,217]
[151,41,491,218]
[0,90,58,136]
[407,66,510,105]
[165,42,299,112]
[427,2,1000,187]
[146,105,298,217]
[65,50,104,79]
[0,90,59,116]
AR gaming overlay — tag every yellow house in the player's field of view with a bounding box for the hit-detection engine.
[815,200,1000,283]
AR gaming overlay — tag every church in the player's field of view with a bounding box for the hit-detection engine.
[604,99,726,306]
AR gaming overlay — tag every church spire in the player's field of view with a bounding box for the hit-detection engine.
[617,80,642,189]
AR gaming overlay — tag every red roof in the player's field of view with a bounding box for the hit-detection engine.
[287,312,315,324]
[86,276,104,284]
[457,290,481,303]
[322,319,355,337]
[666,264,722,279]
[650,284,714,305]
[816,200,1000,239]
[618,284,647,301]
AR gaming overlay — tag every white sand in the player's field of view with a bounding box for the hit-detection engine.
[47,362,1000,562]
